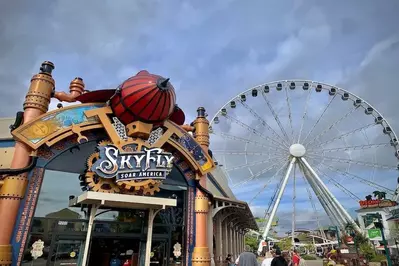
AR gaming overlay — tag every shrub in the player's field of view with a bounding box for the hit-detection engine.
[301,254,317,260]
[369,254,387,262]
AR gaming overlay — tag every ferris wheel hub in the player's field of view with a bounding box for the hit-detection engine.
[289,143,306,157]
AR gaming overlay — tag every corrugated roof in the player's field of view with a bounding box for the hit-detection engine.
[0,118,13,140]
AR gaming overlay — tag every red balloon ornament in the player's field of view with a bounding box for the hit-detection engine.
[110,70,176,125]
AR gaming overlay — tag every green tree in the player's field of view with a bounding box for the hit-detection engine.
[275,238,292,251]
[245,235,259,251]
[359,242,375,261]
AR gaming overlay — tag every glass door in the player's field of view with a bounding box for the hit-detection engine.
[150,240,168,266]
[47,237,85,266]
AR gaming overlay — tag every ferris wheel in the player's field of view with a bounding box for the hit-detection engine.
[209,80,399,241]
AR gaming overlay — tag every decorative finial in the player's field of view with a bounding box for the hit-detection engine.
[161,78,170,87]
[157,78,170,90]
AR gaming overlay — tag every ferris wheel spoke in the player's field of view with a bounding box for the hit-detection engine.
[297,88,313,143]
[285,87,295,144]
[225,155,286,172]
[308,143,391,153]
[239,100,289,146]
[262,157,296,239]
[306,153,396,170]
[361,128,378,182]
[223,114,288,149]
[231,158,289,188]
[213,132,285,151]
[300,157,362,233]
[305,106,359,147]
[261,92,290,142]
[308,160,361,201]
[302,95,336,143]
[248,161,289,204]
[310,160,395,194]
[309,123,376,149]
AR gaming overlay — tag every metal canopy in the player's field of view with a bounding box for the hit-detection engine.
[69,191,176,266]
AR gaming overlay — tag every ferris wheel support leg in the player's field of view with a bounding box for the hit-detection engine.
[298,162,345,228]
[304,170,345,228]
[301,158,362,234]
[262,157,296,240]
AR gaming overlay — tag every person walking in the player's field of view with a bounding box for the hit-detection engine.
[225,254,234,266]
[291,250,300,266]
[261,250,276,266]
[271,249,288,266]
[235,245,258,266]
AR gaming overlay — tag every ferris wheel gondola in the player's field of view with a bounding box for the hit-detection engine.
[209,80,399,247]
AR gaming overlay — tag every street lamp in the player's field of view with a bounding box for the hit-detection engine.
[369,213,393,266]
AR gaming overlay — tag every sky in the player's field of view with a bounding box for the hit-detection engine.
[1,0,399,235]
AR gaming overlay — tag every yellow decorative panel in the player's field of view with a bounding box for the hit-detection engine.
[0,147,15,168]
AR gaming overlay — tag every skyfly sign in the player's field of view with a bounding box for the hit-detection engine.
[92,144,174,182]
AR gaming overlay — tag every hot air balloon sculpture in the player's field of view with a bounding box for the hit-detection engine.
[110,70,176,125]
[76,70,185,125]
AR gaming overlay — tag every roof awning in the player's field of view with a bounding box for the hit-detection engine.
[69,191,177,210]
[212,195,259,231]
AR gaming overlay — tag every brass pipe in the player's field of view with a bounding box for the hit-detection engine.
[0,61,55,266]
[53,77,85,102]
[192,107,211,266]
[181,124,195,132]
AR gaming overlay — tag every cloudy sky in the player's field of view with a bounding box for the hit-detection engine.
[1,0,399,235]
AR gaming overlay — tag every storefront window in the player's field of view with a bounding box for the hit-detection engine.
[20,165,188,266]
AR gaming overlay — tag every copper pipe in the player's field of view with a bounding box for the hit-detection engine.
[53,77,85,102]
[0,61,55,265]
[192,107,211,266]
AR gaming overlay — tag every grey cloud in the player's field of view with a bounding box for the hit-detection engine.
[1,0,399,234]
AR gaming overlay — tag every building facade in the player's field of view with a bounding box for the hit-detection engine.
[356,198,399,253]
[0,62,257,266]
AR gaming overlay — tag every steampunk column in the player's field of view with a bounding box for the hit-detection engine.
[192,107,211,266]
[0,62,55,266]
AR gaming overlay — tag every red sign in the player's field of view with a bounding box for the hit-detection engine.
[359,200,397,209]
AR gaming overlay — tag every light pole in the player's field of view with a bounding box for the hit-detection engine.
[372,213,392,266]
[329,226,341,248]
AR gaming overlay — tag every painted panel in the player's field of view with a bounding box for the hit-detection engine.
[0,147,15,168]
[170,122,214,174]
[12,103,105,149]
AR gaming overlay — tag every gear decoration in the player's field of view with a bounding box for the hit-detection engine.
[85,140,120,193]
[117,139,162,195]
[83,138,164,195]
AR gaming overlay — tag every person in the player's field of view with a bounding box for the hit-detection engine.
[291,250,300,266]
[271,249,288,266]
[261,250,276,266]
[235,245,258,266]
[110,253,122,266]
[225,254,234,266]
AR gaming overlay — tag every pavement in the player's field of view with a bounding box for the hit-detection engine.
[303,260,324,266]
[258,258,324,266]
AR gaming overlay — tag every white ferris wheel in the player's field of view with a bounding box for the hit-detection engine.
[209,80,399,241]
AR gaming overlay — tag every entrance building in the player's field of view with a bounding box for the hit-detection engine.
[0,62,257,266]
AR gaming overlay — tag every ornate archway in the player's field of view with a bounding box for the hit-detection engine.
[0,63,215,266]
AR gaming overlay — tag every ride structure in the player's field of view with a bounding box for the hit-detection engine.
[209,80,399,251]
[0,62,257,266]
